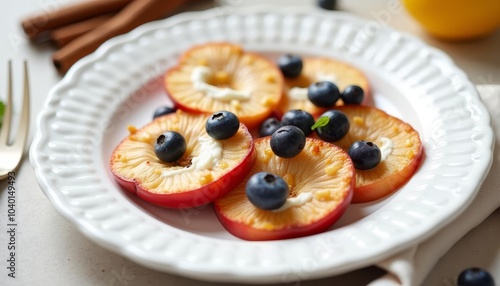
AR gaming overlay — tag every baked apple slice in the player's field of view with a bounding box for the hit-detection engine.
[276,56,371,117]
[328,105,423,203]
[164,43,284,129]
[110,110,255,208]
[214,137,354,241]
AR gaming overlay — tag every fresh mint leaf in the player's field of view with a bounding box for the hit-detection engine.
[0,101,4,127]
[311,116,329,130]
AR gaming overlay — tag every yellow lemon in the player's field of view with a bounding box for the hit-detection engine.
[402,0,500,40]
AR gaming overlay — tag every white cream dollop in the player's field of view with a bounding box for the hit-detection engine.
[379,137,394,161]
[272,192,313,212]
[288,87,309,100]
[191,66,251,101]
[161,136,223,178]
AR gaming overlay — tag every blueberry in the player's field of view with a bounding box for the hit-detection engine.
[152,106,176,119]
[308,81,340,107]
[457,267,495,286]
[270,125,306,158]
[281,109,315,136]
[317,0,337,10]
[154,131,186,163]
[315,110,350,142]
[206,111,240,140]
[246,172,289,210]
[277,54,303,78]
[348,140,381,170]
[341,85,365,105]
[259,117,283,137]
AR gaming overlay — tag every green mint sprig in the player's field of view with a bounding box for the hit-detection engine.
[311,116,329,130]
[0,101,5,127]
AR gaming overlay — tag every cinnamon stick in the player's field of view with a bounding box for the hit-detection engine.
[52,0,189,74]
[50,15,113,48]
[21,0,133,40]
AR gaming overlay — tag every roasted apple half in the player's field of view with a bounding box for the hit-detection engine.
[328,106,423,203]
[110,110,255,208]
[214,137,354,241]
[164,42,284,129]
[276,56,371,118]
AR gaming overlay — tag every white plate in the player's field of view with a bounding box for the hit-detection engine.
[30,5,494,283]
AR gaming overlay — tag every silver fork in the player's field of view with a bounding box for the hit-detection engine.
[0,61,30,180]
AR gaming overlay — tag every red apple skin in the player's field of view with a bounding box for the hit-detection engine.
[110,126,256,209]
[352,146,424,203]
[362,86,374,106]
[213,174,354,241]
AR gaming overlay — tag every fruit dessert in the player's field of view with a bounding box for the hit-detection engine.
[275,54,371,118]
[313,105,423,203]
[110,110,255,208]
[213,136,355,241]
[164,43,284,129]
[109,42,425,241]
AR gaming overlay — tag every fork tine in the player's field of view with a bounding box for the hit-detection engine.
[12,60,30,149]
[0,60,12,144]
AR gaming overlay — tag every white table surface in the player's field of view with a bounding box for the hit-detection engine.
[1,1,499,285]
